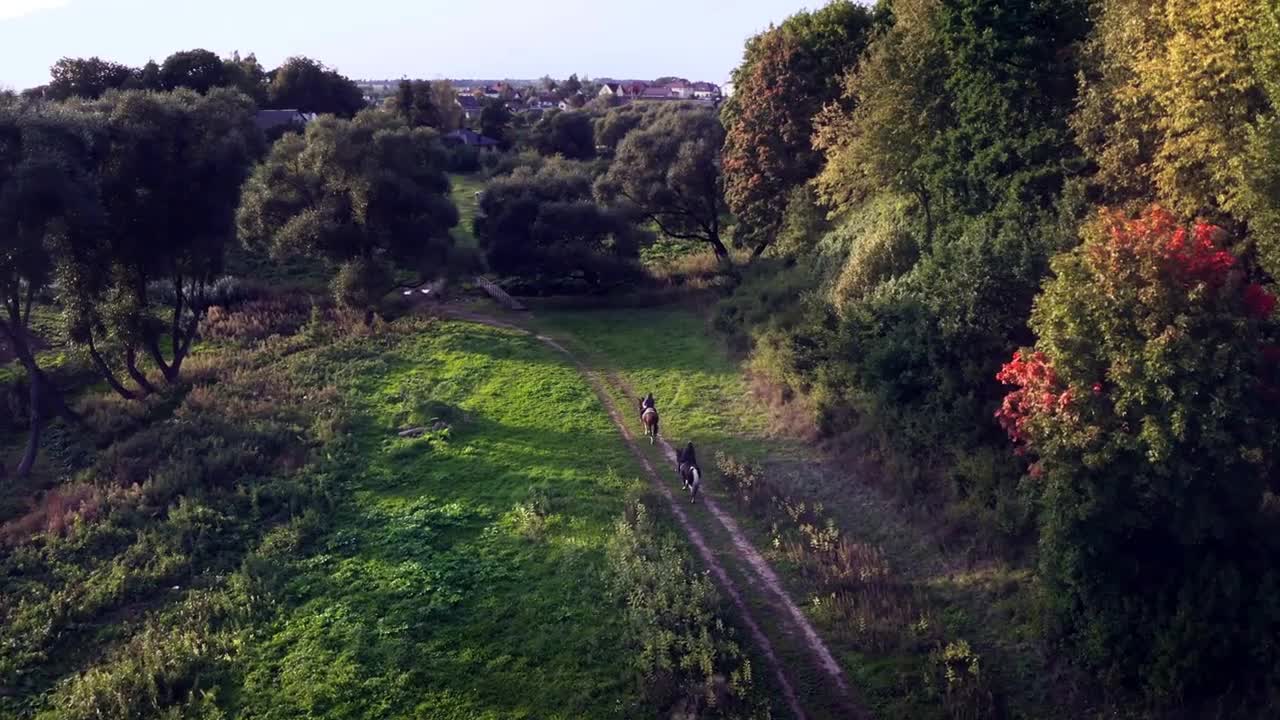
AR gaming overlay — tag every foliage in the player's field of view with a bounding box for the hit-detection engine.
[61,88,261,392]
[389,79,441,128]
[1001,207,1280,701]
[478,98,513,149]
[721,0,874,255]
[45,57,136,101]
[596,103,730,257]
[0,102,101,475]
[605,502,760,717]
[236,111,459,315]
[1073,0,1280,276]
[528,109,596,160]
[265,56,365,118]
[158,49,228,94]
[475,158,643,292]
[592,102,659,153]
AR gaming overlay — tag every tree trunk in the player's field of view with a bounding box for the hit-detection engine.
[126,347,159,395]
[16,374,41,478]
[36,368,82,427]
[87,336,139,400]
[708,233,730,259]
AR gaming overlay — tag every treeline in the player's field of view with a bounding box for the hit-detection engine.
[716,0,1280,711]
[21,51,367,117]
[1,77,466,480]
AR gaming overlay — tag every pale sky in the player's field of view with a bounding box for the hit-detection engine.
[0,0,838,91]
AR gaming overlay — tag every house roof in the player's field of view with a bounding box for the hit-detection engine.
[455,95,483,110]
[254,109,307,132]
[444,128,500,146]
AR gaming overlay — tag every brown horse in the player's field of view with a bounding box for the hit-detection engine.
[639,393,659,445]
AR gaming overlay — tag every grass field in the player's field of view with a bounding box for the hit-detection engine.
[2,310,772,719]
[449,174,485,248]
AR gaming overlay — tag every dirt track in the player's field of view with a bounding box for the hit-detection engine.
[442,307,866,720]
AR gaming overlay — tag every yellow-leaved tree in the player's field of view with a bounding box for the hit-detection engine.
[1074,0,1280,273]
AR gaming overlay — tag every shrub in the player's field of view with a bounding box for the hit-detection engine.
[1000,207,1280,701]
[605,502,761,717]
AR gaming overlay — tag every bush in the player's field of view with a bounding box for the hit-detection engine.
[444,143,481,173]
[1002,207,1280,701]
[605,502,762,718]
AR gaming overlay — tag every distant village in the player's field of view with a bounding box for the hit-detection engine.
[356,76,725,125]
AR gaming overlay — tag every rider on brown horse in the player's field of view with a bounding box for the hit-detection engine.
[640,393,659,444]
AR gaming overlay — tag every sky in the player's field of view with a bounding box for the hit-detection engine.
[0,0,835,91]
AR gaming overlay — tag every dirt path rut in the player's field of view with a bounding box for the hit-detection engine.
[442,308,865,720]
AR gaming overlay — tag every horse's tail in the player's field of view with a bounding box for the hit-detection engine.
[690,466,701,503]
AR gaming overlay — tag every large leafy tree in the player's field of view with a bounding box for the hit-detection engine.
[475,158,643,288]
[391,80,442,128]
[479,99,513,148]
[45,57,136,100]
[430,80,463,132]
[593,102,659,153]
[62,89,261,395]
[0,105,100,476]
[596,104,729,258]
[814,0,948,236]
[998,207,1280,700]
[158,49,228,93]
[529,110,596,160]
[721,0,875,255]
[1073,0,1280,276]
[237,111,459,320]
[266,57,366,117]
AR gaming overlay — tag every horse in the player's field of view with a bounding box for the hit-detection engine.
[677,441,702,504]
[639,393,659,445]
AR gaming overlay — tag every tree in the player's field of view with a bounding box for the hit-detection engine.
[562,73,582,97]
[596,104,729,258]
[430,80,463,131]
[159,49,228,93]
[237,111,460,320]
[814,0,949,235]
[0,105,100,476]
[530,110,596,159]
[722,0,875,256]
[63,89,261,395]
[593,102,659,153]
[267,57,366,117]
[46,56,135,100]
[998,207,1280,701]
[1073,0,1280,275]
[475,158,643,288]
[222,52,268,104]
[391,79,442,128]
[479,98,513,148]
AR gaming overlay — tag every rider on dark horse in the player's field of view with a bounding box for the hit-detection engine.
[641,393,656,411]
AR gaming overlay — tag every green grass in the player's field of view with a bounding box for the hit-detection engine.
[450,173,486,248]
[229,321,652,718]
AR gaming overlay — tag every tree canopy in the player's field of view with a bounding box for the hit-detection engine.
[237,110,459,317]
[266,56,366,117]
[596,103,729,257]
[721,0,875,255]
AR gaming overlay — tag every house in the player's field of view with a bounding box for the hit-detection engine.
[443,128,500,148]
[455,95,484,123]
[254,109,313,136]
[690,81,720,99]
[598,82,625,98]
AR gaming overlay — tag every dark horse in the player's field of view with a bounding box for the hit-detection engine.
[640,393,659,445]
[677,442,702,503]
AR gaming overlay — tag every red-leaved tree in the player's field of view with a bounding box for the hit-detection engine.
[997,206,1280,700]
